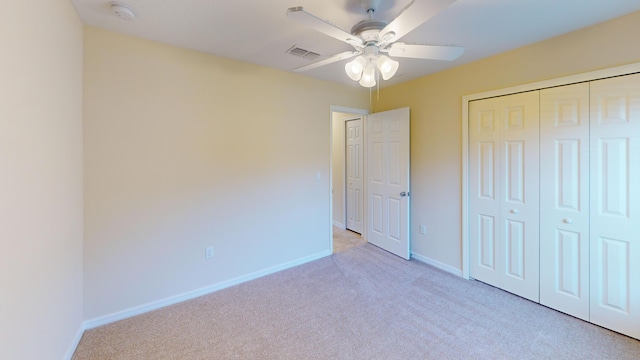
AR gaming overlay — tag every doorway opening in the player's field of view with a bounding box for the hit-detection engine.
[330,106,368,253]
[329,106,412,260]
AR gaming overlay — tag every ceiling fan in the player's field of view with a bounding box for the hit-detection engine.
[287,0,464,87]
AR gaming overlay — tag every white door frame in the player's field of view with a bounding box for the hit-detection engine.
[461,61,640,280]
[330,105,369,251]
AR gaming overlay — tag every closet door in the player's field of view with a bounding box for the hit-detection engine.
[539,83,590,321]
[590,74,640,339]
[470,96,502,289]
[470,91,540,302]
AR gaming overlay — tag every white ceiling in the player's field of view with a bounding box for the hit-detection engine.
[71,0,640,88]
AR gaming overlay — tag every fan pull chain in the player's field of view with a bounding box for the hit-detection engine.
[376,68,380,102]
[369,86,372,112]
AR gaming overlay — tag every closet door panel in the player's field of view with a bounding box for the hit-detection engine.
[470,91,539,302]
[590,74,640,340]
[470,97,503,288]
[499,92,540,302]
[540,83,590,321]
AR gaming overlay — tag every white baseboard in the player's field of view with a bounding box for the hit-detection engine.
[82,250,331,330]
[411,252,463,277]
[332,220,345,229]
[64,323,86,360]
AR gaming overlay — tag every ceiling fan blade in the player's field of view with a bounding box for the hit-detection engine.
[379,0,457,46]
[287,7,364,47]
[293,51,360,72]
[387,43,464,61]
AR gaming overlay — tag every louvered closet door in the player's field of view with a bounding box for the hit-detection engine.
[589,74,640,339]
[470,91,540,302]
[539,83,590,321]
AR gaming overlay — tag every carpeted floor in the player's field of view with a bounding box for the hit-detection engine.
[73,236,640,359]
[333,226,366,253]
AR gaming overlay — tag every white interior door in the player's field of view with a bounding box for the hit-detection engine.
[469,91,540,302]
[367,108,410,260]
[539,83,590,321]
[346,118,363,234]
[589,74,640,339]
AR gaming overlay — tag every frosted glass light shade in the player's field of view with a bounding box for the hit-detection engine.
[345,56,366,81]
[376,55,399,80]
[359,64,376,88]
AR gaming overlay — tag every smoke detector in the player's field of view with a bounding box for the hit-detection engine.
[110,2,136,21]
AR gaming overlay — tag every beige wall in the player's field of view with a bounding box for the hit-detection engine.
[0,1,84,359]
[374,10,640,272]
[83,27,368,320]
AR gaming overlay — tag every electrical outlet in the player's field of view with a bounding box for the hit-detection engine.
[205,246,214,259]
[420,225,427,235]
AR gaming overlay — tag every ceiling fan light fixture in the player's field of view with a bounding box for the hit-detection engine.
[376,55,399,80]
[345,56,366,81]
[359,63,376,88]
[287,1,464,88]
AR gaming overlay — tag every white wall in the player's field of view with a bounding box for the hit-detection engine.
[83,27,368,320]
[375,10,640,272]
[0,1,84,359]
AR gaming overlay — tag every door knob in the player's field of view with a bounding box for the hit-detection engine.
[510,209,519,214]
[563,218,573,224]
[400,191,409,197]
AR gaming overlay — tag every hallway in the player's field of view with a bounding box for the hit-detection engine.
[333,226,366,253]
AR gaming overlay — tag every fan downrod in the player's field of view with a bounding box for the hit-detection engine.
[360,0,382,13]
[351,0,388,43]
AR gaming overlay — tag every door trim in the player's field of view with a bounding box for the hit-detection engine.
[461,61,640,279]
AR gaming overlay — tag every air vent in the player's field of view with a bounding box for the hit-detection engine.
[286,45,321,61]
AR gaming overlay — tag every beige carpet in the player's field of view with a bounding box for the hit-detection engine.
[333,226,366,253]
[73,239,640,359]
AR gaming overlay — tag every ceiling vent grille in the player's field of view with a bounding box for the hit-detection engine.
[286,45,321,61]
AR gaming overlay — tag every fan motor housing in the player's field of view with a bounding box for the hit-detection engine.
[351,20,388,42]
